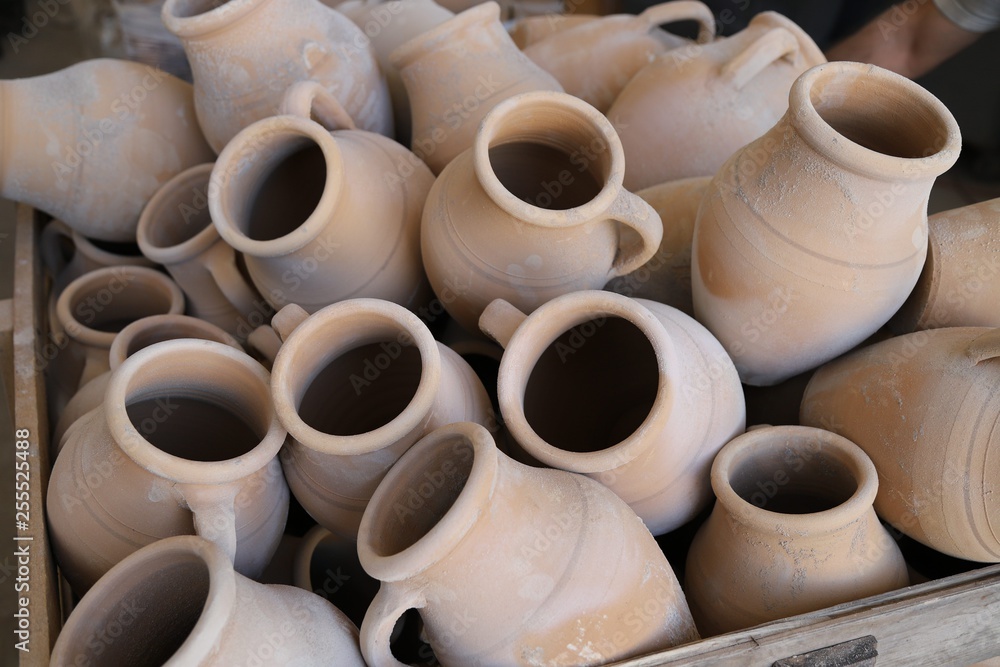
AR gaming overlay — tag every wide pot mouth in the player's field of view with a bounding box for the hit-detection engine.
[138,163,220,264]
[357,422,498,581]
[389,1,498,70]
[109,314,242,372]
[162,0,269,38]
[711,425,878,534]
[210,116,341,258]
[270,299,441,457]
[104,339,284,484]
[473,91,624,227]
[789,62,961,182]
[497,290,674,474]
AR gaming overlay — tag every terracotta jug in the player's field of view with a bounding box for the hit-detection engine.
[800,327,1000,562]
[161,0,392,152]
[210,83,434,314]
[294,525,381,628]
[523,1,716,113]
[358,421,699,666]
[684,425,909,636]
[891,196,1000,332]
[41,219,156,297]
[0,58,213,241]
[138,163,265,338]
[270,301,494,539]
[605,175,711,316]
[421,90,662,332]
[389,1,563,174]
[479,291,744,535]
[508,13,596,49]
[50,535,366,666]
[47,339,289,592]
[608,11,826,190]
[691,61,961,386]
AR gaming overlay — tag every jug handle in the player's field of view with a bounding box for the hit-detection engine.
[360,584,427,667]
[721,26,800,90]
[246,325,283,368]
[280,81,358,132]
[200,242,263,320]
[967,329,1000,365]
[606,191,664,279]
[182,483,240,564]
[479,299,528,348]
[638,0,716,43]
[272,303,311,343]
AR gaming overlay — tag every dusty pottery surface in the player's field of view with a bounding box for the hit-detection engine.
[609,11,825,190]
[0,58,213,241]
[523,1,715,112]
[50,535,365,666]
[507,13,597,49]
[422,90,662,332]
[389,1,563,174]
[685,425,909,636]
[270,301,493,539]
[481,290,744,535]
[162,0,392,152]
[48,339,289,592]
[800,327,1000,563]
[691,62,961,386]
[891,196,1000,332]
[358,421,700,666]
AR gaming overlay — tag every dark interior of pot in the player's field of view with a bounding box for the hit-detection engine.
[146,176,213,248]
[244,140,327,242]
[523,316,658,453]
[168,0,233,19]
[70,275,176,334]
[489,142,603,210]
[87,238,145,257]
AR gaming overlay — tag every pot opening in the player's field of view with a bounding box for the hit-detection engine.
[242,139,328,242]
[69,272,177,334]
[168,0,233,19]
[146,176,213,249]
[523,316,658,453]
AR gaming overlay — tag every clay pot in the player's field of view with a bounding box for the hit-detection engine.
[294,525,381,628]
[50,535,365,666]
[358,421,699,666]
[691,62,961,386]
[800,327,1000,562]
[421,90,662,332]
[609,11,826,190]
[0,58,213,241]
[891,196,1000,332]
[523,1,716,112]
[480,291,744,535]
[41,219,155,297]
[210,84,434,314]
[685,425,909,636]
[270,301,494,539]
[138,163,265,338]
[508,13,596,49]
[47,339,289,592]
[389,1,563,174]
[605,175,711,316]
[161,0,392,153]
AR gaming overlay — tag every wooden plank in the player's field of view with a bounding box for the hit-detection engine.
[0,298,12,417]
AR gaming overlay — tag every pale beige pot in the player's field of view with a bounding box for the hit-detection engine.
[891,196,1000,332]
[389,1,563,174]
[270,301,493,539]
[522,1,715,112]
[609,11,826,190]
[421,90,662,332]
[294,525,381,628]
[800,327,1000,563]
[691,62,961,386]
[0,58,213,241]
[480,290,744,535]
[685,425,909,636]
[211,84,434,314]
[507,13,596,49]
[138,162,265,338]
[50,535,365,666]
[358,421,699,667]
[41,219,155,296]
[161,0,392,153]
[605,175,711,316]
[47,339,289,592]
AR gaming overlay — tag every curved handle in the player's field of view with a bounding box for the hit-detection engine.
[272,303,311,342]
[246,325,283,368]
[182,483,240,564]
[638,0,716,43]
[40,220,74,278]
[199,242,262,320]
[721,26,800,90]
[360,584,426,667]
[606,190,664,278]
[967,329,1000,366]
[280,81,358,132]
[479,299,527,348]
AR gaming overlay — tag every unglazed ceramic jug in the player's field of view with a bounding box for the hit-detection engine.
[211,83,434,313]
[422,90,662,332]
[161,0,392,152]
[685,426,909,635]
[691,62,961,386]
[800,327,1000,562]
[508,13,596,49]
[358,422,699,666]
[50,536,366,666]
[0,58,213,241]
[480,291,744,535]
[270,301,493,539]
[41,220,155,297]
[608,11,826,190]
[48,339,289,592]
[389,1,563,173]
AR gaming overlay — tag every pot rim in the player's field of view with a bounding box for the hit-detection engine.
[137,163,221,265]
[162,0,270,38]
[108,314,241,372]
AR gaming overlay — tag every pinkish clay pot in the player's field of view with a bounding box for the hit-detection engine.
[41,219,156,297]
[507,13,597,49]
